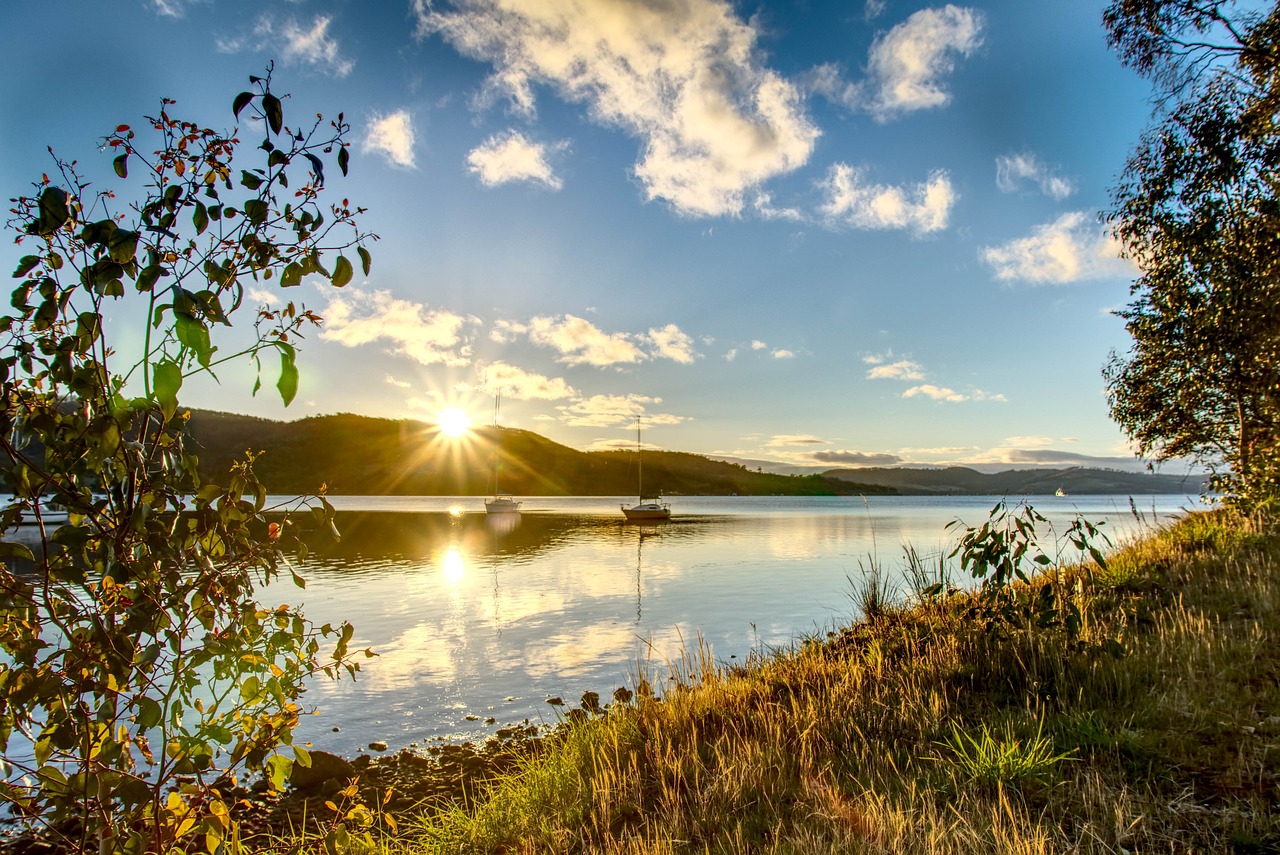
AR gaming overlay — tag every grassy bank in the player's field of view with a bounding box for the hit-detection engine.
[266,509,1280,854]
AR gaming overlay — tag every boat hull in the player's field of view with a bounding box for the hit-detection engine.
[485,497,522,514]
[621,503,671,521]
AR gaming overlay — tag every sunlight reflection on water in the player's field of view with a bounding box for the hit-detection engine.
[263,494,1197,754]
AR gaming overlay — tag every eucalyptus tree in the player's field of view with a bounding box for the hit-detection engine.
[1104,1,1280,507]
[0,69,375,853]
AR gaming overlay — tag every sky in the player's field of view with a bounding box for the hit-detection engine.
[1,0,1176,474]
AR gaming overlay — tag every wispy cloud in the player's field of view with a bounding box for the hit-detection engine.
[995,153,1074,200]
[862,5,983,120]
[819,164,954,233]
[772,348,796,359]
[363,111,417,169]
[647,324,700,364]
[766,434,830,447]
[559,394,682,428]
[416,0,819,217]
[280,15,354,77]
[866,359,925,381]
[320,288,478,367]
[477,362,577,400]
[218,14,354,78]
[983,212,1134,284]
[467,130,565,189]
[902,384,1006,403]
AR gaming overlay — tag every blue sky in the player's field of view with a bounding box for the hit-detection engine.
[2,1,1170,472]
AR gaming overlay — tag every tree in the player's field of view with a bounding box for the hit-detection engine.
[1104,2,1280,508]
[0,68,375,853]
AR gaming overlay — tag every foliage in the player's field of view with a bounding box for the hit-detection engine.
[935,718,1072,787]
[0,68,374,853]
[945,500,1109,634]
[1105,1,1280,511]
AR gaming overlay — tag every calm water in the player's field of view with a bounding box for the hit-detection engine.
[259,494,1197,755]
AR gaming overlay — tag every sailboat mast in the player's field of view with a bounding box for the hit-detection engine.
[636,418,642,499]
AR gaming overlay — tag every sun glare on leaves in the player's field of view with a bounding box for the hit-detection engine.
[437,407,472,438]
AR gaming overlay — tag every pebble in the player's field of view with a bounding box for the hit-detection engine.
[369,741,389,752]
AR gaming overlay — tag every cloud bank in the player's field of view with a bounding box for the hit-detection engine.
[416,0,819,217]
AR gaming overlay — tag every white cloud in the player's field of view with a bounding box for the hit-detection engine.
[647,324,700,364]
[982,212,1134,284]
[489,320,528,343]
[416,0,819,217]
[864,0,888,21]
[478,362,577,400]
[215,14,354,78]
[385,375,412,389]
[862,5,983,121]
[559,394,659,427]
[772,349,796,359]
[150,0,190,18]
[467,130,565,189]
[363,111,417,169]
[866,359,925,381]
[995,153,1074,200]
[903,384,968,402]
[751,340,768,350]
[280,15,355,77]
[527,315,645,366]
[820,164,954,233]
[320,288,477,367]
[766,434,829,447]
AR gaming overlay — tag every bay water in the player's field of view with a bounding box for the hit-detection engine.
[274,494,1196,756]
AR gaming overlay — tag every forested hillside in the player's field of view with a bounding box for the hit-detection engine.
[185,410,891,496]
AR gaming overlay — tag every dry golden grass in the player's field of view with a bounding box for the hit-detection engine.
[295,510,1280,854]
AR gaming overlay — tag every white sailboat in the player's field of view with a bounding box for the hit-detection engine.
[485,391,522,514]
[621,419,671,522]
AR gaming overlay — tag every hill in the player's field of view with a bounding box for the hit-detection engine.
[184,410,891,496]
[822,465,1205,495]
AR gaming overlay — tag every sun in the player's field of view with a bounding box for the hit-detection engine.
[436,407,472,439]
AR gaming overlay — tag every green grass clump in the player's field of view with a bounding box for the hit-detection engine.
[265,509,1280,854]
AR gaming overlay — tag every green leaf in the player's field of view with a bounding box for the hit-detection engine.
[136,697,163,730]
[34,187,70,237]
[153,359,182,420]
[0,542,34,563]
[262,93,283,136]
[232,90,254,119]
[12,256,40,279]
[276,342,298,407]
[357,246,371,276]
[240,170,263,191]
[280,262,303,288]
[136,264,163,293]
[175,314,214,368]
[108,230,140,265]
[193,201,209,235]
[113,153,128,179]
[337,145,349,177]
[243,199,269,226]
[331,255,353,288]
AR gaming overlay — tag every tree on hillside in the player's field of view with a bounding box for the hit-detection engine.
[0,68,375,853]
[1104,1,1280,508]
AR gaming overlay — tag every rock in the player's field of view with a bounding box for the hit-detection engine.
[290,750,356,792]
[369,741,389,752]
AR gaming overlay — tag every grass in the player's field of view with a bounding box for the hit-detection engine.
[255,509,1280,854]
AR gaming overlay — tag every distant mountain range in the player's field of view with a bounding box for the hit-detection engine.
[184,410,1206,497]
